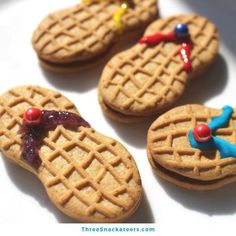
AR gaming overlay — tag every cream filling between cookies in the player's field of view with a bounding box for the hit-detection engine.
[151,153,236,186]
[39,48,112,71]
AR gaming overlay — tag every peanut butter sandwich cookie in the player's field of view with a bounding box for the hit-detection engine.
[0,86,142,222]
[99,14,219,123]
[147,105,236,190]
[32,0,158,72]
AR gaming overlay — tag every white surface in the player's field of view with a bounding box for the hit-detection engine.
[0,0,236,235]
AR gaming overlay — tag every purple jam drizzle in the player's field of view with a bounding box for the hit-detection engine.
[139,23,192,73]
[21,126,43,169]
[40,110,90,129]
[20,110,91,169]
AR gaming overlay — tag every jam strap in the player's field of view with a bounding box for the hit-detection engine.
[20,108,90,169]
[139,23,192,73]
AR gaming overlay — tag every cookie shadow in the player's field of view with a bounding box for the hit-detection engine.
[103,115,155,149]
[153,172,236,215]
[128,191,154,223]
[175,54,228,105]
[180,0,236,55]
[0,0,23,7]
[42,64,105,94]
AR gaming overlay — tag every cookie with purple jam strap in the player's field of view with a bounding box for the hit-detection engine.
[0,86,142,222]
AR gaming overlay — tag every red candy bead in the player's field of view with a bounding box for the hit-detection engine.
[193,124,212,143]
[23,108,42,126]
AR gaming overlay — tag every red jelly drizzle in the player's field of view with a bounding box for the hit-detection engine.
[139,32,175,45]
[139,32,192,73]
[178,42,192,73]
[20,110,91,169]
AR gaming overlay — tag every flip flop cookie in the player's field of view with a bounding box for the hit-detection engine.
[147,105,236,190]
[32,0,158,72]
[99,14,219,123]
[0,86,142,222]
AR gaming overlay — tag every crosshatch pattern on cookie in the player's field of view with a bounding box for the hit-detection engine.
[148,105,236,181]
[101,15,219,116]
[0,86,141,221]
[32,0,157,62]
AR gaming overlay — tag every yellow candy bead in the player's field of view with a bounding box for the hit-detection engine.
[121,2,128,9]
[82,0,130,31]
[113,1,129,31]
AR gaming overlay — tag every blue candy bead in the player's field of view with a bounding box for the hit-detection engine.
[174,23,189,38]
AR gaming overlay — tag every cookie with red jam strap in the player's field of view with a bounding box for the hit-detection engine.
[139,23,192,73]
[98,14,219,123]
[147,105,236,190]
[0,86,142,222]
[32,0,158,73]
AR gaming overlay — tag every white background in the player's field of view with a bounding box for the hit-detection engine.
[0,0,236,235]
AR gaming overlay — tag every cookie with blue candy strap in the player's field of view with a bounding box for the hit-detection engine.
[147,105,236,190]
